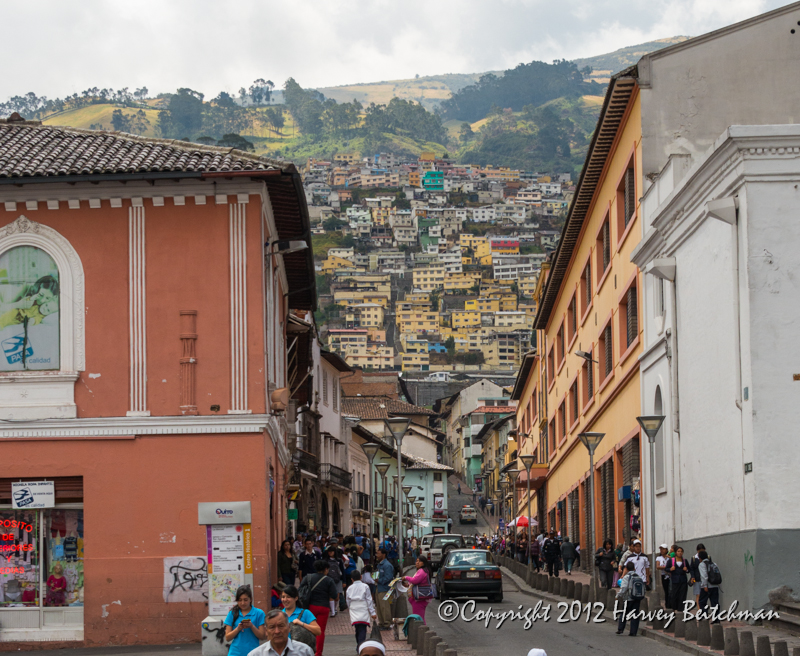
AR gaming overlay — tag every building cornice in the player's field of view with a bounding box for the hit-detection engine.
[0,414,272,438]
[632,126,800,264]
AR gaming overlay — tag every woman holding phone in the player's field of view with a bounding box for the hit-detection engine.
[224,585,267,656]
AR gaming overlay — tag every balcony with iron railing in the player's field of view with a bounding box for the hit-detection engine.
[385,496,397,515]
[373,492,386,511]
[320,464,352,489]
[293,449,319,476]
[351,491,370,512]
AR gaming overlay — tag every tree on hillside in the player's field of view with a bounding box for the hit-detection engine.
[249,79,274,105]
[158,88,204,138]
[265,107,285,135]
[213,92,237,108]
[217,133,255,151]
[459,122,474,142]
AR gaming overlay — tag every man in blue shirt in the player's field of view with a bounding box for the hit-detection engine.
[374,548,395,629]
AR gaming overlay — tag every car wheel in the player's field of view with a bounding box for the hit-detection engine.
[490,593,503,602]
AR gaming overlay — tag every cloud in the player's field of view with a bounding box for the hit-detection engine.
[0,0,785,101]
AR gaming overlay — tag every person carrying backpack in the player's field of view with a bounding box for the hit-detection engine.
[298,560,338,656]
[324,546,343,617]
[697,550,721,621]
[666,546,690,613]
[616,561,645,636]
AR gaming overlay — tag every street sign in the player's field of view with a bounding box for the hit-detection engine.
[498,518,505,529]
[287,508,298,520]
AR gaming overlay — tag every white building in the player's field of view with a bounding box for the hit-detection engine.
[472,206,496,223]
[492,254,544,280]
[631,3,800,613]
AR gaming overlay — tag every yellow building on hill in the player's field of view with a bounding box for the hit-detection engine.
[320,255,354,274]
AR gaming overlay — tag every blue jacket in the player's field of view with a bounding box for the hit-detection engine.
[376,558,395,592]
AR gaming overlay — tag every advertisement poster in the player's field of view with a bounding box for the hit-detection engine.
[433,493,444,514]
[0,246,60,371]
[11,481,55,509]
[207,524,246,616]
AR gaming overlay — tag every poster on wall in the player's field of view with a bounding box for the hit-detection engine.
[206,524,251,616]
[0,246,60,371]
[11,481,55,509]
[433,493,444,515]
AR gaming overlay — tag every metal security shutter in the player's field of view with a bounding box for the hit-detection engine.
[602,222,611,270]
[604,325,613,378]
[582,481,591,567]
[627,286,638,347]
[0,477,83,503]
[559,500,567,537]
[587,353,594,397]
[569,490,580,545]
[571,297,577,336]
[600,460,615,544]
[624,168,636,226]
[538,484,547,530]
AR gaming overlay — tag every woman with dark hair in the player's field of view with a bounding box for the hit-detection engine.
[667,546,690,612]
[280,584,321,650]
[223,585,267,656]
[278,540,297,586]
[595,539,616,589]
[403,555,435,623]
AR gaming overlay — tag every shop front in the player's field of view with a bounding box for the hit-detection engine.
[0,479,84,642]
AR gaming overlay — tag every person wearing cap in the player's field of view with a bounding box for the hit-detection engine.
[358,640,387,656]
[622,540,650,586]
[656,544,671,606]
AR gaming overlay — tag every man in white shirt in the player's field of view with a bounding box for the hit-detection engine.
[248,610,314,656]
[655,544,670,604]
[623,539,651,586]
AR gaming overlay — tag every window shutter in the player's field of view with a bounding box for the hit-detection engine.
[627,286,638,347]
[587,352,594,398]
[583,482,592,555]
[602,222,610,270]
[571,297,577,336]
[625,168,636,226]
[584,262,592,307]
[604,325,613,378]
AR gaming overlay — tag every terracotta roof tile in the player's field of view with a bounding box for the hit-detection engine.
[340,397,435,420]
[0,121,288,179]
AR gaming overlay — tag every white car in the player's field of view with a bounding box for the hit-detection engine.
[459,505,477,524]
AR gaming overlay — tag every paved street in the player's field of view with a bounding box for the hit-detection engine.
[432,477,689,656]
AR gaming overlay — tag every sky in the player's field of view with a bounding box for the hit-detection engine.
[0,0,791,101]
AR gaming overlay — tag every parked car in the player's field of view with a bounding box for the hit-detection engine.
[436,549,503,602]
[420,533,434,560]
[428,534,465,569]
[459,505,477,524]
[464,536,477,548]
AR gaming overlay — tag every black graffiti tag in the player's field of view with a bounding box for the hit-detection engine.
[168,558,209,599]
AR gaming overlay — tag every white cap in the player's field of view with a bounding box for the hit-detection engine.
[359,641,386,655]
[633,539,642,545]
[660,543,669,549]
[527,650,548,656]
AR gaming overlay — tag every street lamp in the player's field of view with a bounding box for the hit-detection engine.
[578,431,605,602]
[375,462,390,538]
[360,443,381,540]
[402,484,413,539]
[407,495,417,538]
[499,473,508,527]
[637,415,666,606]
[384,417,411,564]
[520,452,535,574]
[414,502,424,541]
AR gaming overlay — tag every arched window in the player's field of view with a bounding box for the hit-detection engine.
[0,246,60,371]
[0,216,85,419]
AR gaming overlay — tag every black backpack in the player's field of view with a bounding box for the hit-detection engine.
[706,560,722,585]
[629,573,646,600]
[298,574,327,609]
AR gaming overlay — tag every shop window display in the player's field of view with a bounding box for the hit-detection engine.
[0,508,83,609]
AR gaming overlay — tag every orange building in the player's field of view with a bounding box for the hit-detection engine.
[0,118,316,646]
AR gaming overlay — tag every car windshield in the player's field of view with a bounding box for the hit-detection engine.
[432,536,464,549]
[446,551,494,567]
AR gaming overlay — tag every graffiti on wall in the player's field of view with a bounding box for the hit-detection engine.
[163,557,208,602]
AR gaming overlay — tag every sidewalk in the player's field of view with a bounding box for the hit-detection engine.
[499,559,800,656]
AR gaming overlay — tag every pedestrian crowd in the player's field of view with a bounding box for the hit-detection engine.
[224,530,437,656]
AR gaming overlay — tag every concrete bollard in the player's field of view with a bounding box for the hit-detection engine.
[560,578,568,597]
[685,618,698,642]
[739,631,755,656]
[539,573,546,590]
[547,577,555,593]
[580,584,589,604]
[710,623,725,650]
[427,634,443,656]
[773,642,789,656]
[665,613,676,634]
[792,647,800,656]
[697,620,711,647]
[415,626,429,653]
[567,579,575,599]
[606,589,616,611]
[574,582,582,601]
[444,649,458,656]
[407,618,419,644]
[674,616,686,638]
[652,615,665,631]
[724,627,740,655]
[423,631,435,656]
[435,643,447,656]
[756,635,771,656]
[639,596,649,616]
